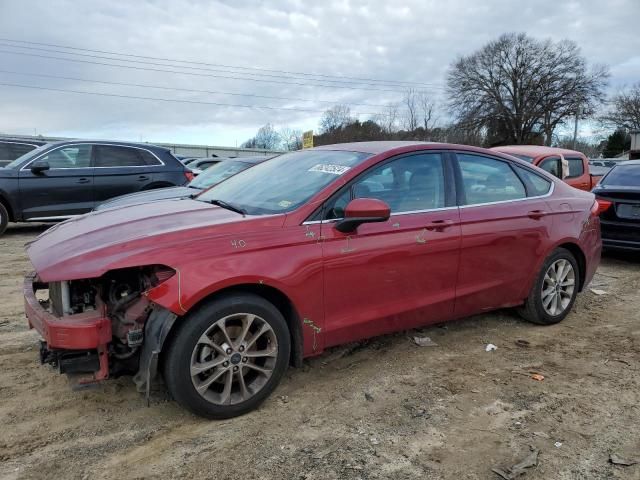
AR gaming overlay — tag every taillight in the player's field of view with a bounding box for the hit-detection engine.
[184,170,195,182]
[591,199,612,216]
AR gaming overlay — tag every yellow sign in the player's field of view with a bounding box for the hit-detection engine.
[303,130,314,149]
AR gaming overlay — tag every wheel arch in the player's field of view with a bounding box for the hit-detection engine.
[556,242,587,292]
[142,181,174,191]
[0,191,15,221]
[164,283,304,368]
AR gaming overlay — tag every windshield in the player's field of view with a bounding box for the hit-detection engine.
[196,149,371,214]
[190,160,253,189]
[601,164,640,187]
[5,144,50,169]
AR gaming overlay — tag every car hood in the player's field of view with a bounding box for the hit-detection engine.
[27,198,285,282]
[94,186,198,210]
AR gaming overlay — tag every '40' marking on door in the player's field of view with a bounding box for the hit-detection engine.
[231,239,246,249]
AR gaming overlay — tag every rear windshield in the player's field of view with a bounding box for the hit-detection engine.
[601,164,640,187]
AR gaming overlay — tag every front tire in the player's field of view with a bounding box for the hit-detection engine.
[518,248,579,325]
[0,203,8,237]
[163,293,290,419]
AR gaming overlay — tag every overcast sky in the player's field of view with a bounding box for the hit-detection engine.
[0,0,638,147]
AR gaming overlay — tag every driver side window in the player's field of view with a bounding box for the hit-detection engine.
[39,145,92,169]
[323,153,445,219]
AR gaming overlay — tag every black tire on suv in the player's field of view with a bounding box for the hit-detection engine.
[0,203,9,236]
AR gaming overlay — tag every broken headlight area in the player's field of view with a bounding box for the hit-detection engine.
[32,265,175,384]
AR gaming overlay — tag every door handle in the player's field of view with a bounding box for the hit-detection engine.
[425,219,454,231]
[527,210,547,219]
[76,178,91,184]
[137,175,150,181]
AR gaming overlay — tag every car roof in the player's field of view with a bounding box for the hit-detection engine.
[43,139,170,153]
[492,145,584,158]
[313,141,433,154]
[618,160,640,166]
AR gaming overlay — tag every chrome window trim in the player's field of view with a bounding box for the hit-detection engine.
[20,142,165,171]
[458,181,555,209]
[302,205,459,225]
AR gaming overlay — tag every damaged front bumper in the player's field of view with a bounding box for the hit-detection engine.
[24,272,111,383]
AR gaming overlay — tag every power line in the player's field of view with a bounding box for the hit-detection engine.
[0,37,443,89]
[0,81,383,116]
[0,70,391,108]
[0,49,420,94]
[0,43,445,92]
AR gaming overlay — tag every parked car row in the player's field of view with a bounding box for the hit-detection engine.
[24,140,603,419]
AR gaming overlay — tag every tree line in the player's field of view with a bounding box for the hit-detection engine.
[241,33,640,158]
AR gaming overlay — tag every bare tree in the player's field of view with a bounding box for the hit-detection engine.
[447,33,608,146]
[373,102,400,135]
[319,105,353,133]
[242,123,281,150]
[601,83,640,131]
[402,89,419,131]
[279,126,303,151]
[417,92,436,135]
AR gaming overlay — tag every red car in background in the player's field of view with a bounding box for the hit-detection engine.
[491,145,602,191]
[24,142,602,418]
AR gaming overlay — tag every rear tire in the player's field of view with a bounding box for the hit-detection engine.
[163,293,290,419]
[518,248,579,325]
[0,203,8,237]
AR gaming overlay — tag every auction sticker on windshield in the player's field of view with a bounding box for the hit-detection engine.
[308,164,351,175]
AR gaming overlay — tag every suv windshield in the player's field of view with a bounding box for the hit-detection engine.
[196,150,371,215]
[600,164,640,187]
[5,144,51,169]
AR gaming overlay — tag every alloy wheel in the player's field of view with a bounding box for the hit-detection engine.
[541,259,575,316]
[190,313,278,405]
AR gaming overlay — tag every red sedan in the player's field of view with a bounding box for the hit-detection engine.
[24,142,602,418]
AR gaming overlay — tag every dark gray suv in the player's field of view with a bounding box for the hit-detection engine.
[0,140,192,235]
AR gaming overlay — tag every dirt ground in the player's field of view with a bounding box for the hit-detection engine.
[0,223,639,480]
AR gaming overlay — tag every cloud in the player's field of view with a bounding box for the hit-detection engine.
[0,0,637,145]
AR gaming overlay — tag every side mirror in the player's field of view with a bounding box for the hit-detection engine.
[335,198,391,233]
[30,160,50,174]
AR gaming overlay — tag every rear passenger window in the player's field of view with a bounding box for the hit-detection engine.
[514,165,552,196]
[565,157,584,178]
[138,149,162,166]
[96,146,154,167]
[458,154,526,205]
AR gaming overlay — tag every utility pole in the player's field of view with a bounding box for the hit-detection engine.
[572,105,582,150]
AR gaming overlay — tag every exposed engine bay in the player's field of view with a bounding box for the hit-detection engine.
[37,265,176,382]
